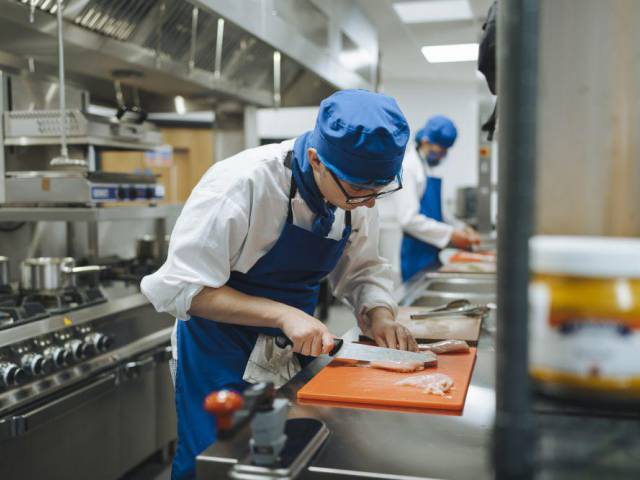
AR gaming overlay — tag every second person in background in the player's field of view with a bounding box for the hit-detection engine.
[379,115,480,282]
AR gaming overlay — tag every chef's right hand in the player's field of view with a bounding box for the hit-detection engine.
[278,308,335,357]
[450,229,480,250]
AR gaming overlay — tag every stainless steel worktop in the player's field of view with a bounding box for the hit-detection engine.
[197,327,497,480]
[196,277,640,479]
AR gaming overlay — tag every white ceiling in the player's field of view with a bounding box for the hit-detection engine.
[355,0,494,83]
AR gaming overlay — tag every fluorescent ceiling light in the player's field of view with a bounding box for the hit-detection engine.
[422,43,479,63]
[393,0,472,24]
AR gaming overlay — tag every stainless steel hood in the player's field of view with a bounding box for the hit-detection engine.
[0,0,378,108]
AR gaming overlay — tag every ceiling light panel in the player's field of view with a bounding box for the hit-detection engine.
[422,43,479,63]
[393,0,472,24]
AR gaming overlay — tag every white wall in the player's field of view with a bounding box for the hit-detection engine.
[257,84,479,211]
[382,78,479,212]
[257,107,318,140]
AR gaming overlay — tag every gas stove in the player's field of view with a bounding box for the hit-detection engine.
[0,286,107,330]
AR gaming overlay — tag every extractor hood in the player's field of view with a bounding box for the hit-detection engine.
[0,0,378,108]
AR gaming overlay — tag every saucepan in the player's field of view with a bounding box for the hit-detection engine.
[20,257,106,292]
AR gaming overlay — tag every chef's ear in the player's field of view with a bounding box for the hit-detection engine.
[307,148,322,170]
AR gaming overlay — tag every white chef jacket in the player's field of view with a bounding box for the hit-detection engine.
[376,148,459,282]
[141,139,398,356]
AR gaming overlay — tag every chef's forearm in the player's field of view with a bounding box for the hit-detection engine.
[188,285,289,328]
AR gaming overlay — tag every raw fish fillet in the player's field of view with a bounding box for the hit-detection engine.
[396,373,454,396]
[368,360,425,372]
[419,340,469,354]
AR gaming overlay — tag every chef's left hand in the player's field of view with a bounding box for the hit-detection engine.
[367,307,419,352]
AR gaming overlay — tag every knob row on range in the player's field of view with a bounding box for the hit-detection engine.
[117,186,156,200]
[0,333,113,388]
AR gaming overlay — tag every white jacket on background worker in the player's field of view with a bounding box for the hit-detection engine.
[377,147,463,283]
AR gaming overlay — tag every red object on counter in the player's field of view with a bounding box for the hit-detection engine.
[203,390,244,431]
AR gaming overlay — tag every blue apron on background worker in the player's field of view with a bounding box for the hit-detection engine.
[379,115,480,282]
[141,89,419,480]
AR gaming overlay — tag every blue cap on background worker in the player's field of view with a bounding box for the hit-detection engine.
[375,113,480,282]
[141,89,417,479]
[415,115,458,167]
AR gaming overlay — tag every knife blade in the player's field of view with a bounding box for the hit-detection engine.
[275,336,437,365]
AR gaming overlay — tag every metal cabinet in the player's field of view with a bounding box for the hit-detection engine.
[154,346,177,452]
[118,352,158,474]
[0,373,120,480]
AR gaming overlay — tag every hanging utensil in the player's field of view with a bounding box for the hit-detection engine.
[50,0,86,168]
[410,302,489,320]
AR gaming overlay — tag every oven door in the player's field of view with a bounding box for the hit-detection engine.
[0,372,120,480]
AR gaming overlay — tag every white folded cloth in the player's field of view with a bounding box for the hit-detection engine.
[242,334,301,389]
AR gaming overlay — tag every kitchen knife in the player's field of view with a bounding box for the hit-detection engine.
[275,336,437,365]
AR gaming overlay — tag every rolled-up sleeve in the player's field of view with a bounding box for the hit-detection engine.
[140,176,249,320]
[328,207,399,334]
[395,171,454,248]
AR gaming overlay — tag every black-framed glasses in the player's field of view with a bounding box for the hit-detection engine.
[327,169,403,205]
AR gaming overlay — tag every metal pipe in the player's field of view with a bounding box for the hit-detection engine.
[213,17,224,79]
[493,0,539,479]
[56,0,67,161]
[273,50,281,107]
[189,6,199,72]
[50,0,86,168]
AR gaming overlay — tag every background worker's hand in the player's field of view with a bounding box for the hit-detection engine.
[367,307,419,352]
[278,307,335,357]
[451,228,481,250]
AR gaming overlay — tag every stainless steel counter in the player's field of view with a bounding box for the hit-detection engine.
[196,291,640,479]
[197,327,497,480]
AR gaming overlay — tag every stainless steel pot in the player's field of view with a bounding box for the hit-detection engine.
[135,235,158,261]
[20,257,105,292]
[0,256,10,288]
[135,234,171,261]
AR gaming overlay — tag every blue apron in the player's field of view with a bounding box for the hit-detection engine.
[400,176,443,281]
[172,158,352,480]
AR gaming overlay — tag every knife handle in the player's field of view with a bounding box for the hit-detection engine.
[275,335,343,356]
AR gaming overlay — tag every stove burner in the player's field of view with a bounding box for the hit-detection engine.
[0,287,107,329]
[22,287,107,315]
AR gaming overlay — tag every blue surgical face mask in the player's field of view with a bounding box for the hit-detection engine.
[426,151,442,167]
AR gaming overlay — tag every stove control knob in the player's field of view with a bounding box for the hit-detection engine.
[85,333,113,353]
[21,353,53,376]
[65,339,92,360]
[0,362,27,387]
[45,346,72,368]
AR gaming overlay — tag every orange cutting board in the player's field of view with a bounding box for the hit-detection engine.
[297,348,477,411]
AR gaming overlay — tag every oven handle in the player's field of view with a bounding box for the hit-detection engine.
[123,355,156,379]
[0,373,117,440]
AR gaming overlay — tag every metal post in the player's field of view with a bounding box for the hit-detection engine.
[155,218,167,261]
[476,102,493,234]
[493,1,539,479]
[66,222,76,258]
[87,221,99,260]
[273,51,281,107]
[189,7,199,72]
[213,18,225,80]
[0,71,7,204]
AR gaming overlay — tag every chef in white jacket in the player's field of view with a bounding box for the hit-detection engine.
[141,89,418,480]
[378,115,480,282]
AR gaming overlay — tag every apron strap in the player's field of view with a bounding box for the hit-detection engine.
[285,151,296,224]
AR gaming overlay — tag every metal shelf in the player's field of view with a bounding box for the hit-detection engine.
[0,204,183,222]
[3,136,159,150]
